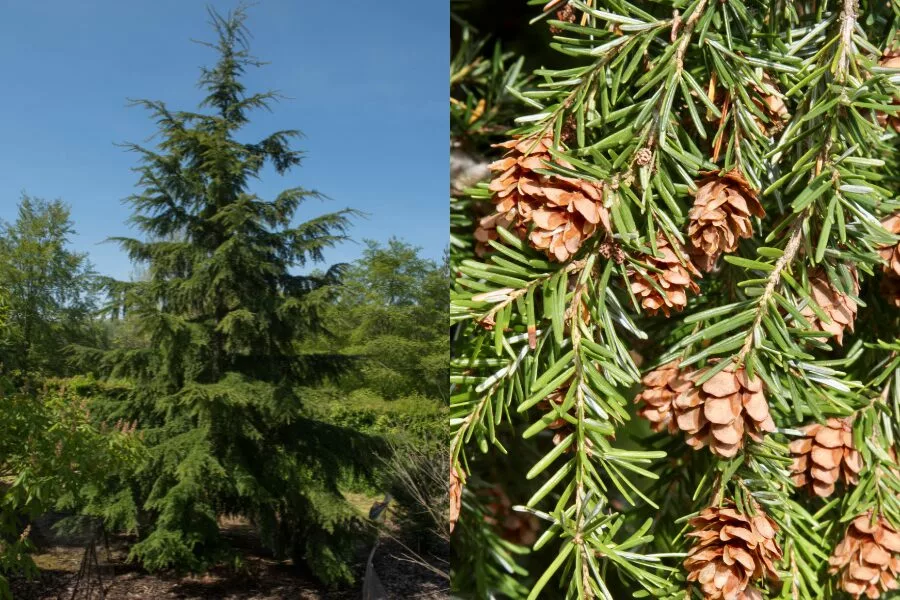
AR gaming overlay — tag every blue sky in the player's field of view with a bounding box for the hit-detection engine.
[0,0,447,280]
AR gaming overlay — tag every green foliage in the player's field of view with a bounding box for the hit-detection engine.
[324,238,449,402]
[451,483,533,599]
[0,195,100,376]
[307,388,447,439]
[0,374,142,600]
[451,1,900,598]
[67,5,375,585]
[451,10,531,150]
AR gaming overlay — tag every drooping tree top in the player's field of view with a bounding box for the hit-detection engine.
[100,4,356,388]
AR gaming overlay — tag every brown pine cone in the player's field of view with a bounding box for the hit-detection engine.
[877,50,900,134]
[536,386,577,449]
[629,234,702,317]
[685,501,782,600]
[789,417,861,497]
[829,513,900,598]
[757,73,789,122]
[800,267,859,346]
[450,466,462,534]
[482,487,541,546]
[878,213,900,278]
[688,171,765,272]
[487,136,610,262]
[673,363,775,457]
[474,210,521,257]
[635,361,693,434]
[878,214,900,306]
[881,273,900,308]
[546,0,577,34]
[750,73,789,136]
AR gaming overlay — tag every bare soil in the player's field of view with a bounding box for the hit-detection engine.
[9,512,448,600]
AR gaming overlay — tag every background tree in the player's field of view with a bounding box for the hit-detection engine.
[326,238,449,401]
[0,282,141,600]
[70,5,376,585]
[0,196,99,376]
[451,1,900,599]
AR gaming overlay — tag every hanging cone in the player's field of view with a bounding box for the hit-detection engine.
[629,234,702,317]
[487,135,610,262]
[450,466,462,534]
[635,361,693,434]
[751,73,789,135]
[482,487,541,546]
[789,417,861,497]
[535,385,577,450]
[877,214,900,306]
[474,210,521,257]
[684,501,782,600]
[672,362,775,457]
[757,73,789,122]
[688,171,765,272]
[829,513,900,599]
[800,267,859,346]
[878,214,900,278]
[881,274,900,308]
[877,50,900,134]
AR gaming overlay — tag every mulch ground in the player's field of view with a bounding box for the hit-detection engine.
[9,514,448,600]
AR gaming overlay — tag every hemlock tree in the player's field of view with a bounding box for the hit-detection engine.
[451,1,900,599]
[0,196,99,376]
[71,6,372,584]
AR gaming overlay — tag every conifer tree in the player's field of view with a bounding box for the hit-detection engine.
[451,1,900,598]
[72,5,371,584]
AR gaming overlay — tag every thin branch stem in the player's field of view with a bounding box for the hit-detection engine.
[673,0,709,73]
[835,0,859,82]
[472,260,585,325]
[736,214,808,364]
[570,280,594,598]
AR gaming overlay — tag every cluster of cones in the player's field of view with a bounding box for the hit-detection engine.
[477,135,610,262]
[635,361,775,457]
[480,143,875,344]
[684,501,782,600]
[600,170,766,318]
[477,145,769,318]
[829,513,900,598]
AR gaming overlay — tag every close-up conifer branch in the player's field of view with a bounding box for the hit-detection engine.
[450,0,900,598]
